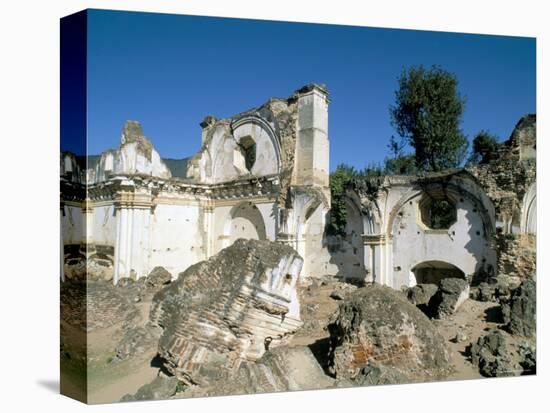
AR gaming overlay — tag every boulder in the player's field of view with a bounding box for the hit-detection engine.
[149,239,304,385]
[406,283,438,306]
[518,342,536,375]
[187,346,334,397]
[470,330,520,377]
[472,275,522,303]
[116,277,135,288]
[146,266,172,289]
[330,290,345,300]
[114,325,160,361]
[328,284,450,382]
[121,374,179,402]
[501,279,536,337]
[433,278,470,319]
[349,361,409,386]
[472,282,495,302]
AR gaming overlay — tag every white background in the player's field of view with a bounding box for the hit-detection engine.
[0,0,547,411]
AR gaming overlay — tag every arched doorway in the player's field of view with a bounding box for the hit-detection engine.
[225,202,267,245]
[411,261,466,286]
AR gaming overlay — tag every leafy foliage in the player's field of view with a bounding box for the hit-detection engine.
[328,163,383,235]
[384,154,417,175]
[420,198,456,229]
[390,65,468,171]
[468,130,500,164]
[384,136,418,175]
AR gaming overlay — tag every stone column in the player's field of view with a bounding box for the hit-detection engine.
[202,202,215,258]
[113,205,127,284]
[114,187,154,283]
[363,234,390,285]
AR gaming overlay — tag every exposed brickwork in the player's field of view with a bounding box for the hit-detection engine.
[496,234,536,279]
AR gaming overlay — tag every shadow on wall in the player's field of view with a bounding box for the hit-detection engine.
[461,194,496,285]
[322,203,366,283]
[411,261,465,285]
[227,202,267,244]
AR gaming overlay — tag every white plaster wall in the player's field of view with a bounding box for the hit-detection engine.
[390,195,495,289]
[302,205,337,278]
[90,141,171,184]
[325,201,365,280]
[61,205,84,245]
[212,205,233,253]
[207,122,280,184]
[91,205,116,246]
[233,122,279,176]
[61,153,83,182]
[209,126,240,183]
[211,201,273,254]
[149,203,205,278]
[256,202,277,241]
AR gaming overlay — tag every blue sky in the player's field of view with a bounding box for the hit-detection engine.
[84,9,536,171]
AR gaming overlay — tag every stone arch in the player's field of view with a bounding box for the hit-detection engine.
[521,182,536,234]
[222,202,267,248]
[232,116,281,176]
[410,260,466,286]
[342,196,366,277]
[386,181,495,239]
[346,190,380,235]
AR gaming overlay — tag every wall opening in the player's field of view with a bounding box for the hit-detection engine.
[228,202,266,244]
[419,195,457,229]
[411,260,465,285]
[234,136,256,173]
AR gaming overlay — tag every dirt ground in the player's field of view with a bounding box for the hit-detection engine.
[61,278,525,403]
[292,280,512,382]
[433,299,499,381]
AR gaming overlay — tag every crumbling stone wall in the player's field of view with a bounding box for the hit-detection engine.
[61,84,331,284]
[496,234,536,280]
[467,115,536,280]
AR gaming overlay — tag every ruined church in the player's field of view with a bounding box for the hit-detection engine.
[61,84,537,289]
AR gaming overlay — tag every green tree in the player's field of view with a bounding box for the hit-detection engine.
[384,154,417,175]
[328,164,357,236]
[468,130,499,164]
[390,65,468,171]
[384,135,418,175]
[328,163,384,236]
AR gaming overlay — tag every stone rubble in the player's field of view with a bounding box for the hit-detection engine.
[470,330,520,377]
[501,279,536,337]
[149,239,304,385]
[432,278,470,319]
[327,284,451,383]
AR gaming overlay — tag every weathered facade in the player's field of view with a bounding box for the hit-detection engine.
[61,84,536,291]
[336,115,537,288]
[61,84,331,284]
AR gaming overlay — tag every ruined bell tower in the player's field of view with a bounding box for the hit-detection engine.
[293,84,330,195]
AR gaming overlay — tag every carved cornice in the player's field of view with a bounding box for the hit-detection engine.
[114,191,154,210]
[362,234,392,245]
[78,174,282,207]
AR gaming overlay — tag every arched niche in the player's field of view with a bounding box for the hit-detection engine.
[410,260,466,286]
[223,202,267,247]
[232,116,281,177]
[386,179,495,240]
